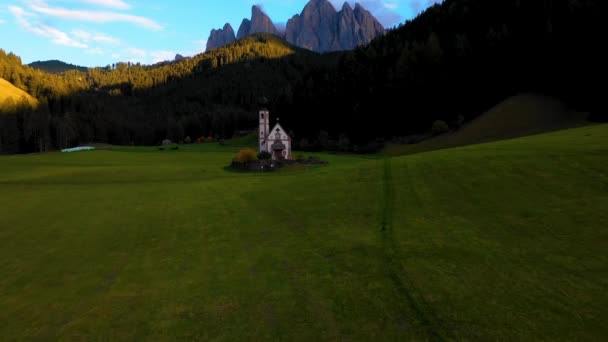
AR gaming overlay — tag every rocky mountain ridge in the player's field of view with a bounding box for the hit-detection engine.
[206,0,384,53]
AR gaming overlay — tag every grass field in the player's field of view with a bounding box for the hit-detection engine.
[1,125,607,340]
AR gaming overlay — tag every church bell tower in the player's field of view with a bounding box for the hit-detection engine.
[259,109,270,153]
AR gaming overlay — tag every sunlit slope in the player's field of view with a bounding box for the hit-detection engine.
[0,77,38,109]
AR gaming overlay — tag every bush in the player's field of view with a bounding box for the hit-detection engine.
[432,120,450,135]
[354,139,385,154]
[184,136,192,144]
[236,148,258,163]
[171,146,179,150]
[258,151,272,160]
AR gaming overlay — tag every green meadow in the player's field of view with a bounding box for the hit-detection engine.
[1,125,607,340]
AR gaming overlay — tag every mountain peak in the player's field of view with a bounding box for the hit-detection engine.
[252,5,263,15]
[303,0,337,13]
[207,1,383,53]
[310,0,331,6]
[206,23,236,51]
[237,5,278,39]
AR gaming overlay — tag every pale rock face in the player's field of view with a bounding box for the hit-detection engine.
[248,6,279,36]
[285,0,384,52]
[207,0,385,52]
[206,23,236,51]
[353,3,384,46]
[286,0,338,52]
[336,2,358,49]
[236,19,251,40]
[237,6,278,39]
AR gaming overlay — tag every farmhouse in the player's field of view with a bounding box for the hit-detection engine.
[259,109,292,160]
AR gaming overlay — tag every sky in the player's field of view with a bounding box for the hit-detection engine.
[0,0,441,67]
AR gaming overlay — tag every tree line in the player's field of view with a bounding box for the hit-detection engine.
[281,0,605,147]
[0,35,331,153]
[1,0,605,154]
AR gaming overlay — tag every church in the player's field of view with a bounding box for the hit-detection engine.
[259,109,292,160]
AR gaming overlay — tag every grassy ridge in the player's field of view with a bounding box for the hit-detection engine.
[0,125,606,340]
[385,94,590,156]
[0,78,38,108]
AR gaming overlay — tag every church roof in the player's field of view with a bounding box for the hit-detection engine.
[267,123,291,139]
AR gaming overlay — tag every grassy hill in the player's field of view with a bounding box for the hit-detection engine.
[385,94,590,156]
[0,77,38,109]
[29,60,88,74]
[0,125,606,340]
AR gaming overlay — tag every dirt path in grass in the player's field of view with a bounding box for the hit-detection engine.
[380,158,449,342]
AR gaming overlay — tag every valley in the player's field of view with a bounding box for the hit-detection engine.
[0,0,606,340]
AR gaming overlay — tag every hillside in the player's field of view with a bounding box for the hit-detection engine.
[285,0,604,144]
[1,35,332,153]
[29,60,88,74]
[1,0,604,154]
[385,94,590,155]
[0,77,38,109]
[0,124,606,339]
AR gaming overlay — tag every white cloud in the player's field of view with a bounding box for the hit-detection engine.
[150,50,175,63]
[384,1,398,10]
[72,29,91,40]
[93,33,119,44]
[0,19,5,24]
[184,39,207,56]
[81,0,131,10]
[28,1,163,30]
[121,48,177,64]
[194,40,207,50]
[73,29,120,44]
[9,6,88,48]
[122,48,146,64]
[86,47,104,54]
[126,47,146,57]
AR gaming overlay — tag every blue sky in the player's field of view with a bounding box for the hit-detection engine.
[0,0,440,67]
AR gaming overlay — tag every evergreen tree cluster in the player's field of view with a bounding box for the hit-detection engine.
[1,35,331,153]
[284,0,604,146]
[1,0,604,154]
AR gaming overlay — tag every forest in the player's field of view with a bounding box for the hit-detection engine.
[0,0,604,154]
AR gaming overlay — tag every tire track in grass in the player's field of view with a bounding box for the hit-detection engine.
[380,158,448,342]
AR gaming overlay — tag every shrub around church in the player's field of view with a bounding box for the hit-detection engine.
[258,151,272,160]
[236,148,258,163]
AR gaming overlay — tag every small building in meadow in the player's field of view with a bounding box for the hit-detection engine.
[258,109,292,160]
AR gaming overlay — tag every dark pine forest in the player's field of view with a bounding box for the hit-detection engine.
[0,0,604,154]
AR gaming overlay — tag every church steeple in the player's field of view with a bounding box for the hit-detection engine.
[259,109,270,153]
